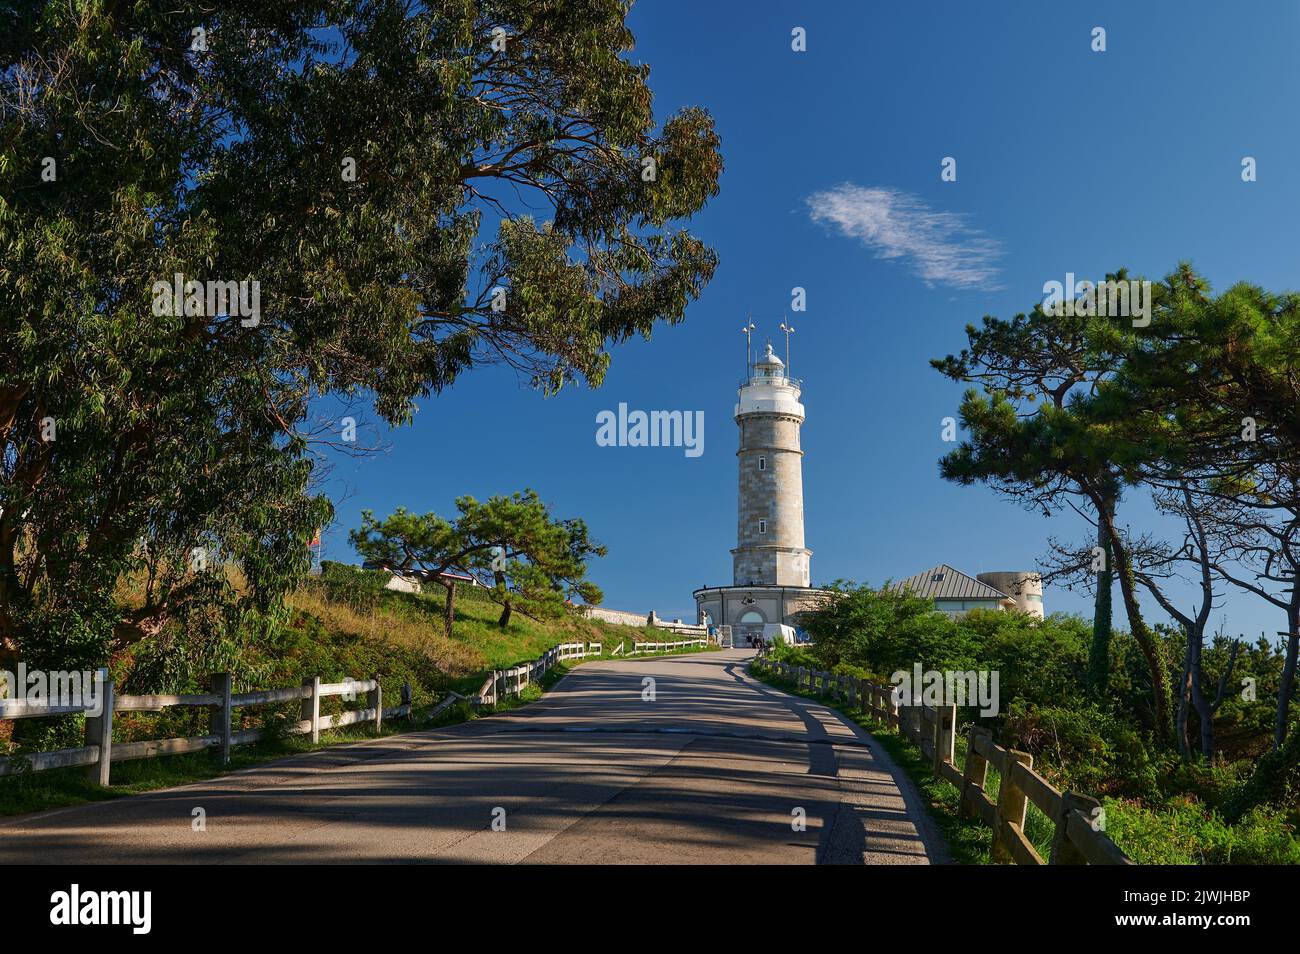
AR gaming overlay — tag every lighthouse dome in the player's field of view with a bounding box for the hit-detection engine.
[755,342,784,374]
[737,340,802,419]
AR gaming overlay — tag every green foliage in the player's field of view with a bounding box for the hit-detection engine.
[350,489,605,634]
[801,582,1092,719]
[0,0,720,668]
[313,562,391,615]
[1224,724,1300,823]
[1104,800,1300,865]
[795,581,1300,861]
[1003,701,1160,799]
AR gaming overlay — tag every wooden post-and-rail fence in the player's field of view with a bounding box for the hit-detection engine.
[1,637,710,786]
[474,637,708,705]
[629,638,706,656]
[751,657,1133,866]
[0,669,415,787]
[476,640,602,706]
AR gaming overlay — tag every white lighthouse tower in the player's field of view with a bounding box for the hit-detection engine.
[733,342,811,587]
[694,331,830,645]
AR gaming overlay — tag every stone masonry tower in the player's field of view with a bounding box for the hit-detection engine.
[732,342,811,587]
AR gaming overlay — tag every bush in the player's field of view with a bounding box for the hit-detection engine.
[313,561,389,613]
[1224,727,1300,823]
[1002,701,1160,799]
[1105,798,1300,865]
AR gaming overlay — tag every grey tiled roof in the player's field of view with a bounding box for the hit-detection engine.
[892,565,1011,601]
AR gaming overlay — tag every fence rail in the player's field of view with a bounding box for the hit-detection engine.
[751,657,1132,866]
[475,641,603,706]
[2,636,712,789]
[629,638,706,656]
[0,667,413,786]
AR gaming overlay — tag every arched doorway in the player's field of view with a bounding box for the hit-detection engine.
[736,610,765,648]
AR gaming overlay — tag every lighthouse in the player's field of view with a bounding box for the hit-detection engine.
[694,332,830,645]
[733,342,811,587]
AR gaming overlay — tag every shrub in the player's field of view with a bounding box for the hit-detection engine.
[1105,798,1300,865]
[1224,726,1300,823]
[1002,700,1160,799]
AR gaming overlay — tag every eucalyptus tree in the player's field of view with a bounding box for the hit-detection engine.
[0,1,720,666]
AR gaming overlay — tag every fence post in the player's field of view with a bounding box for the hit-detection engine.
[991,749,1033,864]
[83,668,114,785]
[209,672,232,764]
[1049,792,1101,865]
[960,727,991,819]
[369,673,382,734]
[933,704,956,776]
[302,676,320,743]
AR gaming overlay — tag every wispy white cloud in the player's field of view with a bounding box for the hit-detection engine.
[806,184,1003,290]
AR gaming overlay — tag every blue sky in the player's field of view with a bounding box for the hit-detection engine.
[321,1,1300,642]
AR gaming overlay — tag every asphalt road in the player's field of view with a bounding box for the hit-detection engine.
[0,649,946,864]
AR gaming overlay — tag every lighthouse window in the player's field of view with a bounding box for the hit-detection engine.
[758,519,767,534]
[758,456,766,471]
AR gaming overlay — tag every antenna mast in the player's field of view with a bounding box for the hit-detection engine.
[779,319,795,377]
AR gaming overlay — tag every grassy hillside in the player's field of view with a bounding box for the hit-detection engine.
[288,562,682,699]
[0,562,702,815]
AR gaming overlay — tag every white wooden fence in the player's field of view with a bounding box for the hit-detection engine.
[475,637,709,703]
[2,637,715,786]
[0,669,413,786]
[629,638,707,656]
[475,641,602,706]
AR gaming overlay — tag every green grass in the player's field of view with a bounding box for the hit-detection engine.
[748,661,1010,865]
[1102,798,1300,864]
[2,563,716,817]
[748,661,1300,865]
[0,718,415,817]
[0,637,711,818]
[287,569,705,697]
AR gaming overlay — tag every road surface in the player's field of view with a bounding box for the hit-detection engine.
[0,649,946,864]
